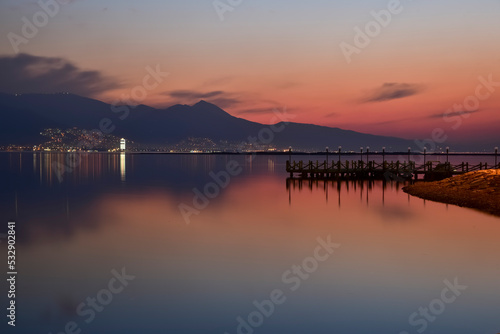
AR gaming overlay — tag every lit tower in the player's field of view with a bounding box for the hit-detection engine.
[120,138,126,151]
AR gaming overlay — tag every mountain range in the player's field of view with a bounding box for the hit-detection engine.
[0,92,420,151]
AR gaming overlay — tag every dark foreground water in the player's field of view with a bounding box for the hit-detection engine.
[0,152,499,334]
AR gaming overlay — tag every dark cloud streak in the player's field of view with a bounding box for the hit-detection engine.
[363,83,423,103]
[237,107,276,115]
[428,109,479,119]
[0,53,120,96]
[168,90,225,100]
[324,112,338,118]
[165,89,242,108]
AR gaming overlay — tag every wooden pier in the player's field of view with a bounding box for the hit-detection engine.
[286,160,498,181]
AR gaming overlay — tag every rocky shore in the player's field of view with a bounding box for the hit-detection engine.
[403,169,500,217]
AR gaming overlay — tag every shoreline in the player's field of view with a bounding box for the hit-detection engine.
[403,170,500,217]
[0,150,499,156]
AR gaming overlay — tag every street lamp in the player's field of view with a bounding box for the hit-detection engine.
[338,146,342,163]
[288,146,292,163]
[382,147,385,162]
[366,146,370,164]
[360,147,363,162]
[408,147,411,162]
[326,146,329,165]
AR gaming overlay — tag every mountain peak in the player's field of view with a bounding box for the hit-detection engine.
[191,100,232,117]
[193,100,216,107]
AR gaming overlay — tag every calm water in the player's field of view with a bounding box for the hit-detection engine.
[0,152,499,334]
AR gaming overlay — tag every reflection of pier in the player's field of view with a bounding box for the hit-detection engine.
[286,178,411,207]
[286,160,498,181]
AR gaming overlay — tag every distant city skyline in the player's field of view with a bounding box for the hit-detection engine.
[0,0,499,145]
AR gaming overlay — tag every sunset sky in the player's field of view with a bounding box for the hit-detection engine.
[1,0,499,144]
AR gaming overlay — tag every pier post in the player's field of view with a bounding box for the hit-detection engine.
[495,147,498,169]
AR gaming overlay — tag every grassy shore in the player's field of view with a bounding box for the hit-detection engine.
[403,169,500,217]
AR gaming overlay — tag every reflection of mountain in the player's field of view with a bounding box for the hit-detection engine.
[0,93,417,151]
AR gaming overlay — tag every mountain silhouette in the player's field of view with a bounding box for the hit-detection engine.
[0,92,417,150]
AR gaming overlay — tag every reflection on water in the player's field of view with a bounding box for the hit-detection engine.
[0,152,499,334]
[18,152,130,186]
[286,178,414,208]
[268,158,275,173]
[120,152,126,182]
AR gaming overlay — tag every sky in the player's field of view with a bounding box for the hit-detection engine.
[0,0,499,145]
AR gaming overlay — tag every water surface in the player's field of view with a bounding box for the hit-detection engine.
[0,152,499,334]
